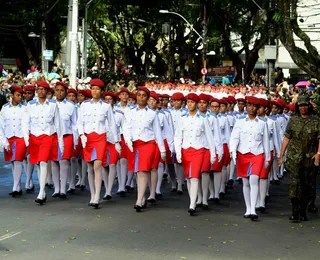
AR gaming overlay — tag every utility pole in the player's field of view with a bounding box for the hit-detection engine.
[266,0,276,88]
[41,0,48,73]
[83,0,95,78]
[202,2,207,83]
[65,0,73,76]
[69,0,78,89]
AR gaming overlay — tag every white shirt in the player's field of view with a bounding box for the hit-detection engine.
[276,114,288,139]
[227,112,236,131]
[77,99,119,142]
[229,116,270,161]
[170,108,188,133]
[0,102,26,140]
[217,113,231,144]
[157,110,174,153]
[107,109,124,144]
[205,111,223,157]
[123,106,165,153]
[57,99,78,145]
[174,112,215,157]
[265,116,281,157]
[114,103,133,134]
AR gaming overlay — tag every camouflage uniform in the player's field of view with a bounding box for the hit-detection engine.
[284,114,320,202]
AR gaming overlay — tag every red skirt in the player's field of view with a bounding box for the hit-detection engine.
[133,140,156,172]
[151,145,161,169]
[222,144,231,166]
[201,149,211,172]
[260,151,273,179]
[51,134,74,161]
[29,134,55,164]
[182,147,205,179]
[120,135,128,159]
[127,149,135,172]
[83,132,106,162]
[72,137,82,159]
[4,136,27,162]
[211,154,223,172]
[102,142,119,167]
[164,139,173,164]
[237,152,264,178]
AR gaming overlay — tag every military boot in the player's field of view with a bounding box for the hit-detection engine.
[289,198,300,222]
[300,199,309,221]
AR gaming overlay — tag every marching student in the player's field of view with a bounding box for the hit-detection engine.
[174,93,216,215]
[22,81,64,205]
[123,86,165,212]
[0,86,27,197]
[229,96,270,220]
[77,79,119,209]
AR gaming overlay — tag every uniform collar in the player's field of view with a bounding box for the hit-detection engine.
[245,116,258,122]
[8,102,22,108]
[90,99,103,104]
[219,113,227,117]
[36,98,50,105]
[136,106,148,111]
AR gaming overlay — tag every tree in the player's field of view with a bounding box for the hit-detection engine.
[276,0,320,80]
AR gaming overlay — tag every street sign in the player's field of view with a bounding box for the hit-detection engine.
[201,68,208,75]
[43,50,54,61]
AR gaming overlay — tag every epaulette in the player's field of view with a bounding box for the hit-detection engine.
[3,102,9,107]
[238,115,246,120]
[115,109,124,115]
[84,99,91,103]
[199,113,206,118]
[159,110,165,114]
[49,99,56,103]
[21,102,26,106]
[130,107,136,110]
[258,116,267,122]
[162,108,170,113]
[208,111,217,118]
[29,100,37,105]
[66,99,75,105]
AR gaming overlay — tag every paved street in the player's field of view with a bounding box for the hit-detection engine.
[0,156,319,260]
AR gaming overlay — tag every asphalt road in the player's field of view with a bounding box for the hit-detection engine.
[0,157,319,260]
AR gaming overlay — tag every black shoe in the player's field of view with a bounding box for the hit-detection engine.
[208,197,214,202]
[274,180,280,185]
[88,202,93,207]
[142,201,147,209]
[156,193,163,199]
[290,198,300,222]
[43,196,47,202]
[259,207,266,213]
[300,215,308,221]
[250,214,259,221]
[125,185,131,192]
[66,189,75,194]
[308,204,318,213]
[80,185,86,190]
[171,188,177,193]
[60,193,67,199]
[237,178,243,184]
[213,198,220,204]
[278,175,283,180]
[129,187,135,191]
[203,204,209,210]
[47,184,54,189]
[52,193,60,198]
[26,187,34,193]
[163,174,168,179]
[117,191,126,197]
[227,179,234,187]
[147,198,156,204]
[134,205,142,212]
[45,183,49,187]
[196,203,203,209]
[243,214,251,219]
[91,203,100,209]
[177,190,183,195]
[219,192,225,198]
[35,198,44,205]
[103,195,112,201]
[9,191,18,197]
[188,208,196,216]
[75,184,81,188]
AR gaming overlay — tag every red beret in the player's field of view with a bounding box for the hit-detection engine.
[149,91,159,102]
[137,86,150,95]
[78,90,87,96]
[11,85,24,94]
[236,98,246,103]
[55,81,68,89]
[227,96,236,104]
[246,96,259,105]
[269,100,278,107]
[103,92,116,98]
[67,88,77,95]
[24,85,36,92]
[186,93,200,103]
[90,79,105,88]
[160,94,170,99]
[210,97,220,104]
[258,98,269,107]
[86,90,92,98]
[171,92,184,100]
[129,92,136,100]
[287,103,295,112]
[49,88,54,94]
[119,87,129,94]
[277,99,287,108]
[37,81,50,89]
[198,93,211,102]
[218,99,228,105]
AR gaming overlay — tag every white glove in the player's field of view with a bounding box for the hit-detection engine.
[4,143,10,151]
[115,142,122,154]
[265,160,269,169]
[218,153,223,162]
[231,152,237,164]
[161,152,166,162]
[24,135,29,147]
[80,135,87,148]
[176,152,182,164]
[126,141,133,152]
[210,153,216,165]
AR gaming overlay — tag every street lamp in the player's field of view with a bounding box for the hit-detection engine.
[159,9,207,82]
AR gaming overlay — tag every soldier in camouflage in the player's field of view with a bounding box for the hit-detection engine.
[278,95,320,222]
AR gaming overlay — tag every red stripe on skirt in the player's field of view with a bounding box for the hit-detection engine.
[236,152,264,178]
[4,136,26,162]
[133,140,156,172]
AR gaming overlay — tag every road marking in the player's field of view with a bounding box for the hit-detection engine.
[0,231,22,241]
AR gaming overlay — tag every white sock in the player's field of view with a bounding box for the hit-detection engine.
[136,171,148,206]
[249,175,259,215]
[197,177,202,204]
[26,155,34,189]
[220,166,227,193]
[37,162,48,199]
[175,164,184,191]
[47,160,53,185]
[81,159,87,186]
[169,164,177,189]
[156,162,164,194]
[213,171,222,199]
[259,179,268,208]
[51,161,60,194]
[229,160,236,180]
[59,159,70,194]
[126,171,134,188]
[272,159,279,180]
[119,158,128,192]
[266,173,271,196]
[242,177,251,215]
[87,163,95,203]
[102,166,109,196]
[107,164,117,196]
[13,161,23,191]
[69,158,78,189]
[189,178,199,209]
[93,160,102,203]
[209,173,214,198]
[202,172,210,205]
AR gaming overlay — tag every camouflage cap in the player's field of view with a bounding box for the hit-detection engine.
[297,95,310,106]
